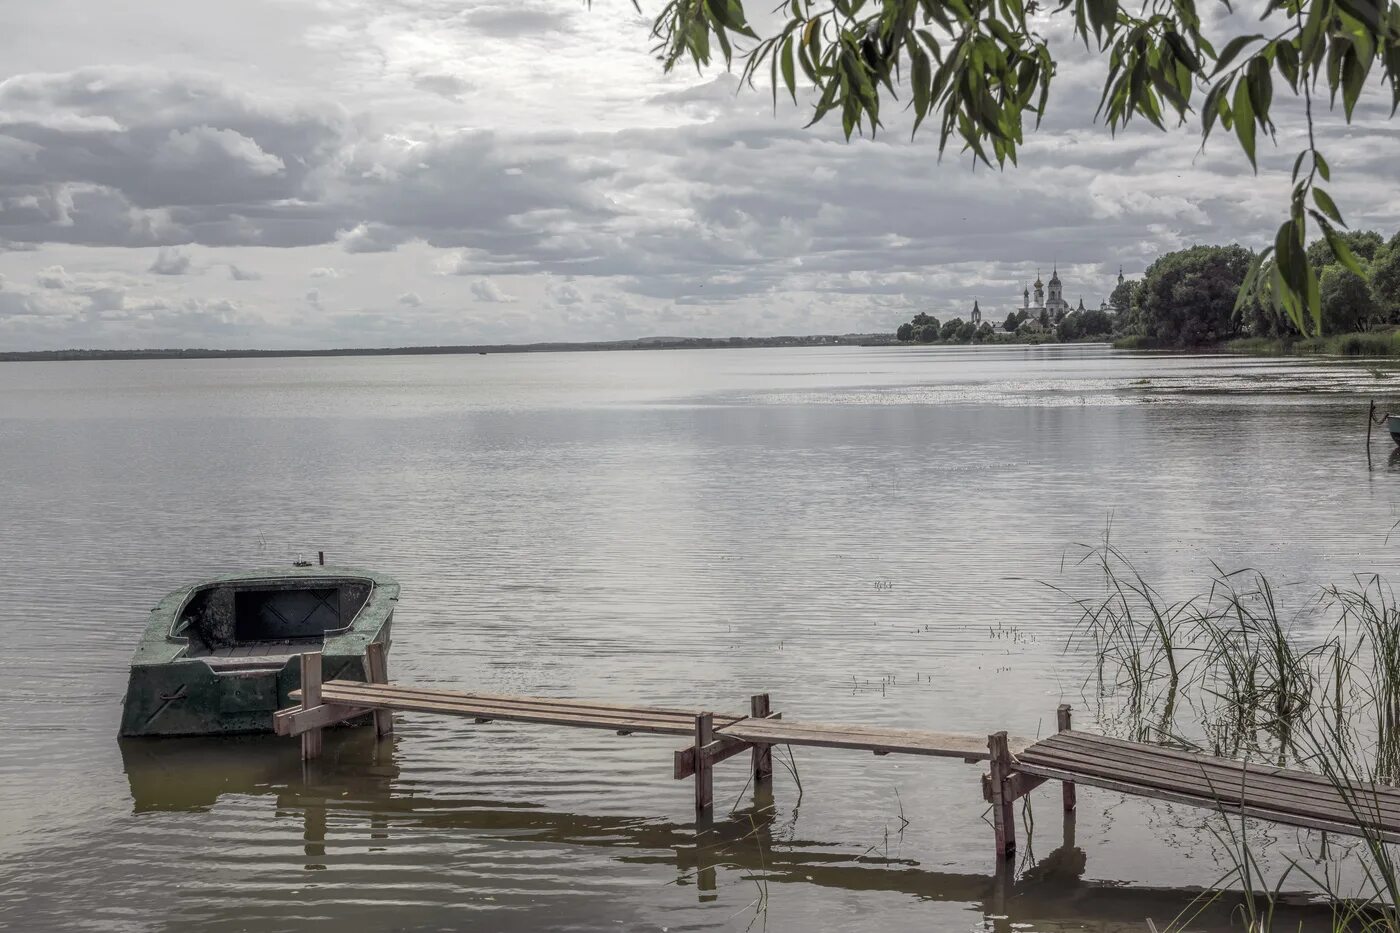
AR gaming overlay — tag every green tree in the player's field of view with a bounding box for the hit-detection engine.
[1055,309,1111,341]
[1003,311,1019,332]
[639,0,1400,335]
[1056,313,1082,341]
[896,322,914,341]
[1110,279,1138,314]
[1135,245,1254,348]
[940,317,964,341]
[956,319,979,341]
[914,322,939,343]
[1371,241,1400,323]
[1319,264,1377,332]
[1306,230,1386,270]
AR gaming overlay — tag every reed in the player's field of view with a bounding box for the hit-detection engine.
[1060,550,1400,931]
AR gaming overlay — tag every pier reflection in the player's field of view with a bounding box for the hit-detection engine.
[119,737,1332,931]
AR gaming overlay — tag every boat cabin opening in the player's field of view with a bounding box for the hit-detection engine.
[176,578,372,667]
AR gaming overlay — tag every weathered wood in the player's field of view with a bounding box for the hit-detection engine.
[1057,704,1076,813]
[674,736,752,780]
[300,652,323,761]
[1019,743,1400,828]
[274,701,369,736]
[694,712,714,814]
[297,680,744,735]
[302,679,722,721]
[365,641,393,737]
[1017,759,1400,845]
[297,681,743,736]
[1050,730,1400,800]
[1025,734,1400,821]
[982,769,1048,803]
[988,731,1015,859]
[718,717,1029,760]
[751,694,773,786]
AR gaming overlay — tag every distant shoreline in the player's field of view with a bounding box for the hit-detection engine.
[0,333,899,363]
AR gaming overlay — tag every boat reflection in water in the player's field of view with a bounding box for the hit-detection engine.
[119,735,1335,932]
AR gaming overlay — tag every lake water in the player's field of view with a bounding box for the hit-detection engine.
[2,345,1397,932]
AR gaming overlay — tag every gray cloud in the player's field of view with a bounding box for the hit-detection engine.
[398,290,422,306]
[336,222,409,253]
[2,2,1399,350]
[35,264,70,288]
[148,246,191,274]
[412,73,472,100]
[470,279,515,303]
[0,68,352,248]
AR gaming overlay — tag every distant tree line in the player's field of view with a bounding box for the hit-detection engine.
[894,299,1116,346]
[1117,230,1400,348]
[895,230,1400,350]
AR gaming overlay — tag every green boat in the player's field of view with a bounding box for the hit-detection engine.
[119,566,398,737]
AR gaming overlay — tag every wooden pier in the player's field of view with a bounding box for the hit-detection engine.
[277,649,1400,859]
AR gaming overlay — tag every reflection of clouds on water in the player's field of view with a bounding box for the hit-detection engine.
[1,344,1392,931]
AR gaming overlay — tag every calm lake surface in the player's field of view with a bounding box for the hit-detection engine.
[3,344,1398,932]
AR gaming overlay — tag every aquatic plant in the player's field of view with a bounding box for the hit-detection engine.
[1059,550,1400,931]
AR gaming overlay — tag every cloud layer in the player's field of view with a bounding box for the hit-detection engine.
[1,0,1398,350]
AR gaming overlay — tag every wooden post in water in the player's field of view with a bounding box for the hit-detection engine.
[751,693,773,788]
[694,712,714,814]
[988,731,1015,859]
[365,640,393,737]
[300,651,324,761]
[318,551,325,566]
[1057,704,1076,812]
[1369,400,1377,449]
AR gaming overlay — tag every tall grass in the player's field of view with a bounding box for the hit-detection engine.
[1059,544,1400,931]
[1223,330,1400,358]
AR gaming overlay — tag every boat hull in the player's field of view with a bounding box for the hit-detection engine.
[1390,415,1400,447]
[120,567,397,737]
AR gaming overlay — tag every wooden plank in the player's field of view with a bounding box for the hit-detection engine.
[298,675,733,728]
[1056,704,1076,813]
[982,769,1048,803]
[695,713,714,814]
[717,717,1026,760]
[305,679,726,721]
[302,683,723,736]
[988,731,1015,858]
[1017,745,1400,830]
[674,735,752,780]
[300,652,322,761]
[1047,731,1363,792]
[751,694,773,786]
[1023,736,1400,821]
[1032,733,1400,820]
[274,702,369,736]
[1016,759,1400,845]
[312,680,747,730]
[309,680,733,727]
[365,641,392,737]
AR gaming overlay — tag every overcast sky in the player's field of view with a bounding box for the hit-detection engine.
[1,0,1397,350]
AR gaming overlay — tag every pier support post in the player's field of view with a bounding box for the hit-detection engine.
[300,651,324,761]
[751,694,773,788]
[1057,704,1076,812]
[988,731,1015,859]
[694,712,714,815]
[366,641,393,738]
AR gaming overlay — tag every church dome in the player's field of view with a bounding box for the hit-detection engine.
[1049,266,1061,285]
